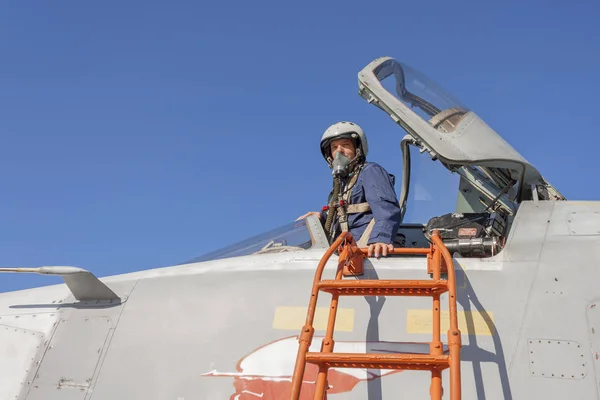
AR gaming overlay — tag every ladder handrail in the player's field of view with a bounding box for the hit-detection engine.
[432,232,462,399]
[289,232,351,399]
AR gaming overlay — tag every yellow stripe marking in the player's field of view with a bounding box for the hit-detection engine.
[407,310,494,336]
[273,306,354,332]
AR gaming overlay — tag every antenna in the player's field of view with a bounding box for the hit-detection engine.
[0,266,120,302]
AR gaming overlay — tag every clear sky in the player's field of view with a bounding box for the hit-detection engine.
[1,1,599,292]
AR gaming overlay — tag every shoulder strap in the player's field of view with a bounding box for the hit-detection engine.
[356,218,376,247]
[338,168,362,233]
[346,203,371,213]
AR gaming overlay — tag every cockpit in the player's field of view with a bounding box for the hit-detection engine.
[183,57,565,265]
[356,57,565,258]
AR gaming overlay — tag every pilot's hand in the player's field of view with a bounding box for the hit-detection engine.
[296,211,322,221]
[367,242,394,259]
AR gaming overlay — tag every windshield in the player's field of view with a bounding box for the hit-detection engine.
[183,219,314,264]
[374,60,469,133]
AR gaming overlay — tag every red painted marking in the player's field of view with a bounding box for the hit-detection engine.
[203,336,404,398]
[231,364,363,399]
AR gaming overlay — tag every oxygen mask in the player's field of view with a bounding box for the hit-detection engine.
[331,151,351,178]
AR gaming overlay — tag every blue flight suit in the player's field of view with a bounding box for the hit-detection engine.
[322,162,402,244]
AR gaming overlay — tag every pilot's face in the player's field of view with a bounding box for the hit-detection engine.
[329,138,356,160]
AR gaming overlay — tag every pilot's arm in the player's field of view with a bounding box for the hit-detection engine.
[362,163,402,257]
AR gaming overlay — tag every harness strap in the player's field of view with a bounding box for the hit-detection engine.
[340,220,349,232]
[357,218,376,247]
[338,167,362,233]
[329,163,370,237]
[345,203,371,213]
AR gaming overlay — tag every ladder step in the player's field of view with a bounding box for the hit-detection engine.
[305,352,450,371]
[317,280,448,296]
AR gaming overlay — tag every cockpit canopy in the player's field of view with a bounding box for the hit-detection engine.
[184,219,318,264]
[358,57,564,209]
[375,61,469,129]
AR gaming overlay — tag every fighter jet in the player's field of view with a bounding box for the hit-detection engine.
[1,56,594,400]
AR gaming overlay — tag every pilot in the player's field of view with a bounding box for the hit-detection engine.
[298,121,402,258]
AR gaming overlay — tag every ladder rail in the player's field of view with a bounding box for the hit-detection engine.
[314,266,343,398]
[289,232,351,399]
[431,247,443,398]
[431,233,463,399]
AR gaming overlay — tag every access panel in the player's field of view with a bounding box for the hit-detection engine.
[25,317,112,400]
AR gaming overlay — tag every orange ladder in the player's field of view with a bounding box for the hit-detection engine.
[289,230,462,400]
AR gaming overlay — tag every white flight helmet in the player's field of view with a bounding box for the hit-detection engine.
[320,121,369,164]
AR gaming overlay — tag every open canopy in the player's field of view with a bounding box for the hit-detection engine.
[357,57,564,205]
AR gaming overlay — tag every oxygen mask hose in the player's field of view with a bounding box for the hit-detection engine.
[324,176,341,239]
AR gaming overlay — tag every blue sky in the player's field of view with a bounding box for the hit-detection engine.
[1,1,599,292]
